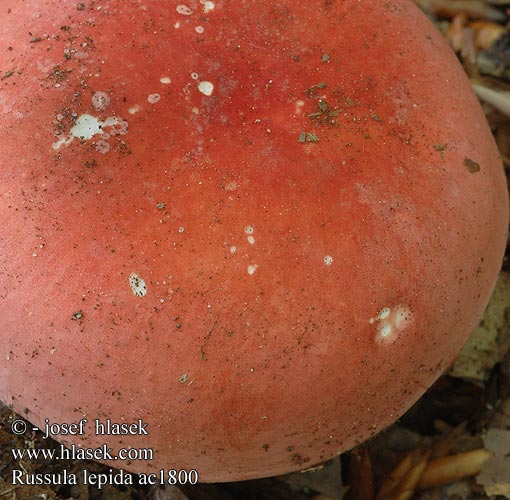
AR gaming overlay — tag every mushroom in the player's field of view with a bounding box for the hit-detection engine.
[0,0,508,483]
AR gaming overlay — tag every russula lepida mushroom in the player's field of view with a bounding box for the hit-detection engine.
[0,0,508,483]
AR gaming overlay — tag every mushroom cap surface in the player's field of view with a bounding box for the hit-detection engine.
[0,0,508,482]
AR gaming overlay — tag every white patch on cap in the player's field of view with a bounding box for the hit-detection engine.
[128,104,141,114]
[369,305,413,345]
[160,76,171,84]
[70,114,104,140]
[129,273,147,297]
[324,255,333,266]
[247,264,259,275]
[369,307,391,323]
[95,139,111,154]
[201,0,215,14]
[198,81,214,96]
[195,26,204,34]
[148,93,161,104]
[91,91,110,111]
[52,113,129,150]
[52,136,73,149]
[104,116,128,136]
[295,99,305,115]
[393,305,414,330]
[176,4,193,15]
[380,324,392,337]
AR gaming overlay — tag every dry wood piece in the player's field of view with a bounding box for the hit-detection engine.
[445,14,504,66]
[375,449,431,500]
[414,0,506,21]
[430,421,467,458]
[446,13,470,53]
[470,20,506,50]
[346,446,374,500]
[472,81,510,117]
[375,430,490,499]
[417,449,490,489]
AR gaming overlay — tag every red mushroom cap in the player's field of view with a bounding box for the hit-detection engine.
[0,0,508,482]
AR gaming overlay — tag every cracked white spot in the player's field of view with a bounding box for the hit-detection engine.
[198,81,214,96]
[91,91,110,111]
[148,93,161,104]
[105,116,128,136]
[52,113,129,150]
[324,255,333,266]
[370,305,413,344]
[129,273,147,297]
[201,0,215,14]
[370,307,391,323]
[380,324,392,337]
[71,114,104,140]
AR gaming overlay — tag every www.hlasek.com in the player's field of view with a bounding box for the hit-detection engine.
[10,417,199,488]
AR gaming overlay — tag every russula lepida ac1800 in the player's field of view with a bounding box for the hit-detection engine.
[0,0,508,483]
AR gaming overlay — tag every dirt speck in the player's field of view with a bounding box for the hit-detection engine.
[464,157,481,173]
